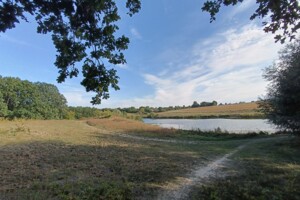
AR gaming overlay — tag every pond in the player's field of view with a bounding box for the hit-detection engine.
[143,118,277,133]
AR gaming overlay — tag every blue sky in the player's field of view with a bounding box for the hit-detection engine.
[0,0,283,108]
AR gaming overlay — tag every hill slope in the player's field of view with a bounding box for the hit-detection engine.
[154,102,263,119]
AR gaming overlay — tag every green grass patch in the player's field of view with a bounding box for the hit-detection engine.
[127,128,271,142]
[0,119,296,199]
[188,136,300,200]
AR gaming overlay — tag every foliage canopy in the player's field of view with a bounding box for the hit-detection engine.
[202,0,300,43]
[259,40,300,133]
[0,76,68,119]
[0,0,141,104]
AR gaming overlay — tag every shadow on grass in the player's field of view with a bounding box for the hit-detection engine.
[188,137,300,200]
[0,135,226,200]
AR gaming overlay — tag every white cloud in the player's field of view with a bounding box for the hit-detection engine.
[116,63,129,69]
[58,84,94,107]
[122,24,282,107]
[63,92,93,107]
[130,28,142,39]
[227,0,255,19]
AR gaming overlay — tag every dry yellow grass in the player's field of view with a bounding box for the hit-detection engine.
[0,117,296,200]
[156,102,263,118]
[86,116,176,135]
[3,117,236,199]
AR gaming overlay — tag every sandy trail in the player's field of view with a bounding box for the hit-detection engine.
[155,137,285,200]
[156,144,245,200]
[118,133,287,199]
[117,133,248,199]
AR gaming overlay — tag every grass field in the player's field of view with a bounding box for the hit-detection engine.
[153,102,264,119]
[0,117,299,199]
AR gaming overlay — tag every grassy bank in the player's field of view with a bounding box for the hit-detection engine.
[151,102,264,119]
[0,117,298,199]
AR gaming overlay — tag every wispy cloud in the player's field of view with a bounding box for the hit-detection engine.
[118,24,282,107]
[116,63,129,69]
[0,34,34,47]
[130,28,142,39]
[227,0,255,19]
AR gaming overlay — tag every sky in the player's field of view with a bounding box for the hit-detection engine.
[0,0,284,108]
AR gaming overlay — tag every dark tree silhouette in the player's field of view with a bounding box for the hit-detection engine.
[259,40,300,133]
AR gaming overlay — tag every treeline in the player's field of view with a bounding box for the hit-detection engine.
[67,107,140,120]
[119,101,219,114]
[191,100,217,108]
[0,76,140,120]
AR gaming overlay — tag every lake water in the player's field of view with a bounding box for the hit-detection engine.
[143,118,277,133]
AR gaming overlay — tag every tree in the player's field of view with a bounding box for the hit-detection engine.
[0,91,8,117]
[259,40,300,133]
[202,0,300,43]
[0,0,141,104]
[192,101,200,108]
[0,76,68,119]
[1,1,299,104]
[34,82,68,119]
[212,100,218,106]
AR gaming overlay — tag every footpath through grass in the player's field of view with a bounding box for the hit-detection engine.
[188,136,300,200]
[0,117,298,199]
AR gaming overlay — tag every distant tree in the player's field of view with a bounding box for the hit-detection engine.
[212,100,218,106]
[199,101,217,107]
[259,40,300,133]
[125,106,138,113]
[158,107,164,112]
[138,107,145,114]
[144,106,152,113]
[64,110,76,120]
[192,101,200,108]
[69,106,101,119]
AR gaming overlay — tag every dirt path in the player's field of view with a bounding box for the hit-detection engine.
[116,132,288,199]
[155,136,286,200]
[156,143,246,200]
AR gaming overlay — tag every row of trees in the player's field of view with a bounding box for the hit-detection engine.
[120,101,221,114]
[0,77,141,120]
[67,107,125,119]
[191,101,218,108]
[119,106,187,114]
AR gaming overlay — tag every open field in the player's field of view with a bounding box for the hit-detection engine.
[0,117,299,199]
[153,102,264,119]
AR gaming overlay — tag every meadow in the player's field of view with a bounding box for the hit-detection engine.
[153,102,264,119]
[0,117,299,199]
